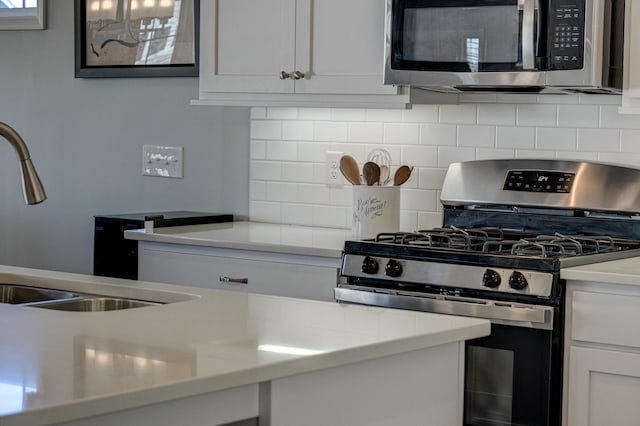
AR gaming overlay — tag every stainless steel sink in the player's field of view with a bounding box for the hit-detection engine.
[32,297,161,312]
[0,283,164,312]
[0,284,79,304]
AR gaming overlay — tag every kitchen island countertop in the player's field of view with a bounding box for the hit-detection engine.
[125,221,352,258]
[0,264,489,426]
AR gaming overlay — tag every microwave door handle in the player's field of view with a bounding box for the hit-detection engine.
[520,0,536,70]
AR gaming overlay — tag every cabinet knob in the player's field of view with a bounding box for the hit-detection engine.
[292,71,305,80]
[220,276,249,284]
[279,71,291,80]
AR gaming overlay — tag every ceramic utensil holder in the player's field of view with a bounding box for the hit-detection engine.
[352,186,400,239]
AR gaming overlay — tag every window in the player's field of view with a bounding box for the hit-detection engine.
[0,0,46,30]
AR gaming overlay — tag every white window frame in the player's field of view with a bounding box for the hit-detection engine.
[0,0,46,30]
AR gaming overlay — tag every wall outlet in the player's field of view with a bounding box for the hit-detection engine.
[326,151,344,188]
[142,145,184,178]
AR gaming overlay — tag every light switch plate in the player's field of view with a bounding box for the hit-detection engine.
[142,145,183,178]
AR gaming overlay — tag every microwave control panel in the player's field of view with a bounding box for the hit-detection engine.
[548,0,585,70]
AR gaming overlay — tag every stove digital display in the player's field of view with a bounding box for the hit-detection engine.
[503,170,576,193]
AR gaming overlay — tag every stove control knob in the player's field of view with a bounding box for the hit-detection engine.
[509,271,528,290]
[482,269,501,288]
[361,256,379,275]
[385,259,403,278]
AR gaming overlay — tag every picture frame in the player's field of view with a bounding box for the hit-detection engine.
[74,0,199,78]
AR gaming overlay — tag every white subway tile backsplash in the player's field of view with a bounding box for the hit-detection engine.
[600,105,640,129]
[251,120,282,140]
[249,181,267,200]
[331,108,366,121]
[299,108,332,121]
[458,125,495,147]
[251,161,282,181]
[282,203,314,225]
[282,163,314,183]
[515,149,557,159]
[313,205,348,228]
[266,182,298,202]
[266,141,298,161]
[401,189,438,211]
[557,105,599,128]
[418,168,447,190]
[250,201,282,223]
[579,95,621,106]
[401,146,438,168]
[597,152,640,168]
[420,124,457,146]
[366,109,403,122]
[297,141,331,162]
[384,123,421,145]
[536,94,579,105]
[251,140,267,159]
[476,148,515,160]
[477,104,517,126]
[402,105,439,123]
[557,151,599,161]
[496,127,535,149]
[297,184,332,205]
[577,128,621,152]
[348,122,384,143]
[417,211,444,229]
[438,146,476,167]
[517,104,557,127]
[536,128,577,151]
[282,121,314,141]
[249,98,640,228]
[439,104,477,124]
[267,107,298,120]
[621,130,640,153]
[314,121,349,142]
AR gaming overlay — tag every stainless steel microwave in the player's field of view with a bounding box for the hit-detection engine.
[384,0,624,94]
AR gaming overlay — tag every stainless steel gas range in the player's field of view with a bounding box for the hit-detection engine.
[336,159,640,426]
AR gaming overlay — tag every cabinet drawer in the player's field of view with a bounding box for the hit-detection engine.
[139,246,339,302]
[571,290,640,348]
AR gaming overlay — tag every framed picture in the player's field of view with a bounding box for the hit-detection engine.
[74,0,199,78]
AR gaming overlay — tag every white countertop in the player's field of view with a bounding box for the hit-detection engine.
[0,264,489,426]
[125,221,352,258]
[561,256,640,286]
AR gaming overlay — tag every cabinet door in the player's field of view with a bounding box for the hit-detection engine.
[200,0,296,93]
[294,0,397,95]
[566,346,640,426]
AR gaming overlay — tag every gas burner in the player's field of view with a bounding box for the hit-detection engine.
[372,228,628,259]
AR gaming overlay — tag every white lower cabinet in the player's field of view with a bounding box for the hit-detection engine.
[564,283,640,425]
[138,241,340,302]
[567,346,640,426]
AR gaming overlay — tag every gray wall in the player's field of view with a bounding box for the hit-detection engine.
[0,3,250,273]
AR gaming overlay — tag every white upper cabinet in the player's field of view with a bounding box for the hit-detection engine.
[196,0,409,108]
[621,0,640,113]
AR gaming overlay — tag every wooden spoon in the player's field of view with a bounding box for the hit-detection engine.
[393,165,413,186]
[362,161,381,186]
[339,155,361,185]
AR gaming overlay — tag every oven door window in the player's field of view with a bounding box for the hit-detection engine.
[391,0,537,72]
[464,324,553,426]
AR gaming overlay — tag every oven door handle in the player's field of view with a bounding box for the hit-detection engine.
[334,287,553,330]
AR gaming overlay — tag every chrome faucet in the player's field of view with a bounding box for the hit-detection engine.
[0,122,46,205]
